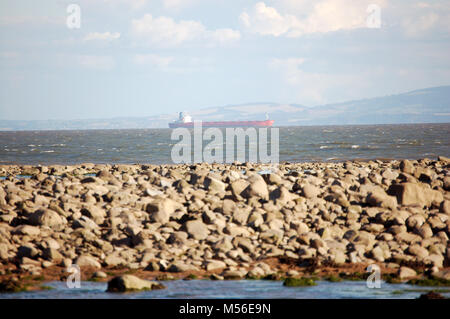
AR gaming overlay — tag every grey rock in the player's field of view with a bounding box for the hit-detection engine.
[92,271,107,279]
[107,275,165,292]
[204,177,226,194]
[242,175,269,200]
[29,209,67,228]
[183,219,209,240]
[205,260,227,271]
[12,225,40,236]
[146,197,183,224]
[75,255,101,269]
[302,184,320,198]
[398,266,416,279]
[167,261,199,273]
[81,205,106,225]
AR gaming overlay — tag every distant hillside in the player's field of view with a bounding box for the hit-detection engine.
[188,86,450,126]
[1,86,449,130]
[300,86,450,125]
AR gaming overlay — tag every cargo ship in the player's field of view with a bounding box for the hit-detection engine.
[168,112,274,128]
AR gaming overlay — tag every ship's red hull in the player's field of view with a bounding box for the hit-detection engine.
[169,120,274,128]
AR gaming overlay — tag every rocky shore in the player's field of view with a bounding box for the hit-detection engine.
[0,157,450,292]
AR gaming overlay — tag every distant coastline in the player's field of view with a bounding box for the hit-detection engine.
[0,122,449,132]
[1,86,449,131]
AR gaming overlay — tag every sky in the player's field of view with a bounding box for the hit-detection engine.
[0,0,449,121]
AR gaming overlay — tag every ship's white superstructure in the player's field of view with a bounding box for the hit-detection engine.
[177,112,192,123]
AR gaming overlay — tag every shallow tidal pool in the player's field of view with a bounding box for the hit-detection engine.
[1,280,449,299]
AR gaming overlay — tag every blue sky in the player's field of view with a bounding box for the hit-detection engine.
[0,0,449,120]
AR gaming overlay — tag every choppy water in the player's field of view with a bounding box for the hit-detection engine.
[0,280,448,299]
[0,124,448,165]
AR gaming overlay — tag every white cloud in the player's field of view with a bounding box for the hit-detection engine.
[210,28,241,46]
[269,57,358,105]
[78,55,115,70]
[131,14,240,47]
[271,0,450,37]
[239,3,296,36]
[131,15,204,45]
[0,15,62,26]
[240,1,388,37]
[81,0,148,10]
[402,13,439,37]
[399,3,450,37]
[133,54,174,68]
[132,54,214,73]
[83,32,120,41]
[163,0,201,10]
[270,58,325,104]
[126,0,147,9]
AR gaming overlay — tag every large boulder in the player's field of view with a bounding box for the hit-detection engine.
[433,270,450,281]
[107,275,165,292]
[12,225,40,236]
[443,177,450,191]
[241,175,269,200]
[167,261,199,273]
[366,190,397,209]
[167,231,188,245]
[96,169,117,182]
[398,266,417,279]
[204,177,226,194]
[213,238,234,252]
[270,186,297,205]
[230,179,250,201]
[81,205,106,225]
[42,248,64,263]
[75,255,101,269]
[407,244,429,259]
[104,252,127,267]
[438,155,450,163]
[183,219,209,240]
[0,243,9,260]
[247,267,265,278]
[232,206,251,225]
[29,209,67,228]
[440,200,450,215]
[72,216,99,230]
[146,197,183,224]
[388,183,443,207]
[17,245,39,259]
[301,184,320,199]
[399,159,415,174]
[205,260,227,271]
[224,224,250,237]
[222,269,246,280]
[222,199,237,215]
